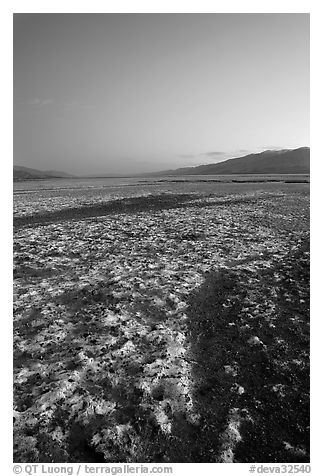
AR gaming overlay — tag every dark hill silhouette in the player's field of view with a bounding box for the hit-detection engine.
[13,166,76,181]
[152,147,310,176]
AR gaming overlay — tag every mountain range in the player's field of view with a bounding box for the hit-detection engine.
[13,147,310,180]
[152,147,310,176]
[13,166,75,181]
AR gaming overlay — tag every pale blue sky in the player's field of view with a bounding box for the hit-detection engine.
[13,13,309,174]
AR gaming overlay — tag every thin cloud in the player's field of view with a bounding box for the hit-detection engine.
[41,99,54,105]
[264,145,284,150]
[27,98,41,105]
[27,98,54,107]
[202,151,225,157]
[178,151,226,159]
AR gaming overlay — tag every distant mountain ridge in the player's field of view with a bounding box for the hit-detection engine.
[13,166,76,181]
[13,147,310,180]
[151,147,310,176]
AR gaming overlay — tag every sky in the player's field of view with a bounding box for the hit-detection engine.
[13,13,310,175]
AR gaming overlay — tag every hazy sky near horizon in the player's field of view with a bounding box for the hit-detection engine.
[14,13,309,175]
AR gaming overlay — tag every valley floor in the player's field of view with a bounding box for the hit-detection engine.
[13,184,310,463]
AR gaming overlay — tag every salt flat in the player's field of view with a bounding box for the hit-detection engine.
[13,178,310,463]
